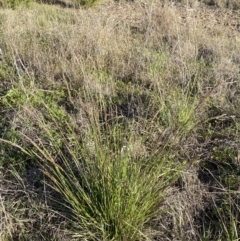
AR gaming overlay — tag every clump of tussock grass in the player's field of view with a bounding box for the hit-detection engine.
[24,100,184,240]
[0,73,198,240]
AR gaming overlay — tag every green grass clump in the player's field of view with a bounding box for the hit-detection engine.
[11,90,182,240]
[0,72,188,240]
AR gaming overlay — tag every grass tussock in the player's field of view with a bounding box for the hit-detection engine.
[0,1,240,240]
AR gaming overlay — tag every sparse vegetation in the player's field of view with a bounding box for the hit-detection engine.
[0,0,240,240]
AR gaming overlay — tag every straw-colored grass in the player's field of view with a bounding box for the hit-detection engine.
[0,1,240,240]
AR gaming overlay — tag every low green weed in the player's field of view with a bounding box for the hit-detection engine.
[0,82,66,170]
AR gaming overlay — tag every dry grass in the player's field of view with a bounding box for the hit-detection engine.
[169,0,240,9]
[202,0,240,9]
[0,169,72,241]
[0,1,240,240]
